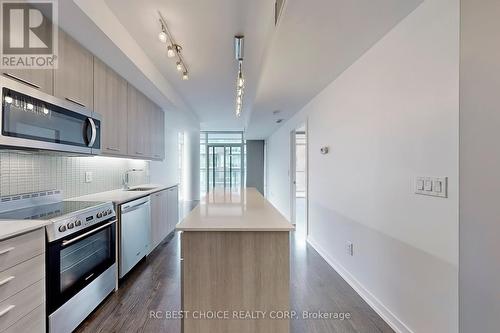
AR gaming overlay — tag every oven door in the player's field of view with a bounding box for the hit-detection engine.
[47,219,116,314]
[0,77,101,154]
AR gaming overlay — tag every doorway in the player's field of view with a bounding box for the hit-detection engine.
[290,123,308,238]
[206,144,243,192]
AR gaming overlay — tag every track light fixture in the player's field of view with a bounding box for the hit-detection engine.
[158,11,189,80]
[234,36,245,117]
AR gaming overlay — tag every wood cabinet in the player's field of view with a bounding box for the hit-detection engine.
[127,84,149,158]
[94,58,128,156]
[166,186,179,233]
[54,29,93,109]
[0,229,45,333]
[0,28,166,161]
[150,186,178,250]
[181,231,290,333]
[151,190,167,249]
[1,69,53,95]
[127,85,165,160]
[150,104,165,160]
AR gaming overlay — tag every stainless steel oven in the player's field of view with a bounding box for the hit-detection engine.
[46,219,116,314]
[0,191,116,333]
[0,76,101,154]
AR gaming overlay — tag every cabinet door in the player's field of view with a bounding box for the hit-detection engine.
[142,96,153,158]
[94,58,128,156]
[54,29,93,109]
[150,191,163,249]
[167,186,179,234]
[2,69,53,94]
[151,105,165,160]
[127,85,147,157]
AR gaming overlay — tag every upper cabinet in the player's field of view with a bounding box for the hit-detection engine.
[127,85,165,160]
[127,84,148,158]
[150,103,165,160]
[1,69,53,95]
[1,28,165,161]
[54,30,93,109]
[94,58,128,156]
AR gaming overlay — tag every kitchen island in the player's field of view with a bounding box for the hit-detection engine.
[177,187,294,333]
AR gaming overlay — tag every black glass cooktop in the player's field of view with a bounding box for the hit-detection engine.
[0,201,104,221]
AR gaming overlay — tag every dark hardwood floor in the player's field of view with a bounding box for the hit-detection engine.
[76,202,393,333]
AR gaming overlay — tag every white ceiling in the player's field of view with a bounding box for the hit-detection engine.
[62,0,423,138]
[246,0,423,138]
[105,0,276,132]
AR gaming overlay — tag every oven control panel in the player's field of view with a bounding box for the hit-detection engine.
[47,203,116,242]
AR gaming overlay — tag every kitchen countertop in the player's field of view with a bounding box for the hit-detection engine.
[71,183,178,205]
[0,220,51,241]
[176,187,294,231]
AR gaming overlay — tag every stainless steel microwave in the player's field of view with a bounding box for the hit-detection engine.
[0,77,101,155]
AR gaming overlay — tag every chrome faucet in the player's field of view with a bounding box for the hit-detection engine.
[122,169,143,190]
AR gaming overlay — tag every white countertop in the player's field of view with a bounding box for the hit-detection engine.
[71,183,178,205]
[177,188,294,232]
[0,220,51,241]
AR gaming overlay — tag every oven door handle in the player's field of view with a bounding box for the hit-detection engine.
[61,220,116,247]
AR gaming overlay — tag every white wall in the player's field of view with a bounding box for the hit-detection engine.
[150,109,200,201]
[266,0,459,332]
[459,1,500,332]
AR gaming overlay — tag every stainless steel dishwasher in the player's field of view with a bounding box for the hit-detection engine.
[119,196,151,278]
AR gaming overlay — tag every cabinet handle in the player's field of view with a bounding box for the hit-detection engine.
[3,73,40,89]
[106,147,120,152]
[0,247,14,255]
[135,152,144,155]
[0,305,15,317]
[65,97,86,108]
[0,276,15,286]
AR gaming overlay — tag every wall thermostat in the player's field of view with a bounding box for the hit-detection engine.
[320,146,329,154]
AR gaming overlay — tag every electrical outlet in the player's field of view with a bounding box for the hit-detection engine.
[85,171,93,183]
[346,241,353,256]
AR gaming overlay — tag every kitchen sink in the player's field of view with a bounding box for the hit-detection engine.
[125,187,156,192]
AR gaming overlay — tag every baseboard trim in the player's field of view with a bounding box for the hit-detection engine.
[306,236,414,333]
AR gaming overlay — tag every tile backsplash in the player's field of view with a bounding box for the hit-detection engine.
[0,151,150,199]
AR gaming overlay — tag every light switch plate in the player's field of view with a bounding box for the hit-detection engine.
[85,171,93,183]
[346,241,353,256]
[415,176,447,198]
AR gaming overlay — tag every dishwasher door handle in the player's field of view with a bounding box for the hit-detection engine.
[122,200,149,213]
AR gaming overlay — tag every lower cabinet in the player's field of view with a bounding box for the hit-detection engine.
[0,229,45,333]
[150,186,179,250]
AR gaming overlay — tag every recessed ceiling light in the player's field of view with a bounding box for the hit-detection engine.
[276,119,284,124]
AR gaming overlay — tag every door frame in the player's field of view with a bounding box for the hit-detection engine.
[206,143,244,192]
[289,121,309,236]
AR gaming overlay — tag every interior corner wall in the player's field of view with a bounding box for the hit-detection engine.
[246,140,265,194]
[266,0,459,332]
[459,1,500,332]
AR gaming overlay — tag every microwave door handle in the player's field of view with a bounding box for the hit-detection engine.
[87,118,96,147]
